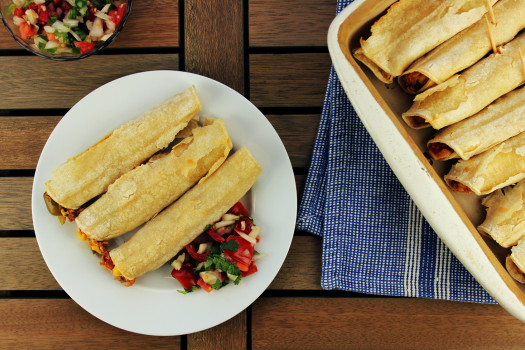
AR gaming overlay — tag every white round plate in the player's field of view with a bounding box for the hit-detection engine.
[31,70,297,336]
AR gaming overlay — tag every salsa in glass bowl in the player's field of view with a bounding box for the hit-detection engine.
[0,0,132,60]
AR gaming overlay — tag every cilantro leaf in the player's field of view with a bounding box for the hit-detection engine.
[220,240,239,252]
[211,279,223,290]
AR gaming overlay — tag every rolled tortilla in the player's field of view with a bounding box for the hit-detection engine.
[509,238,525,283]
[110,146,262,281]
[75,118,232,242]
[478,180,525,248]
[445,131,525,195]
[45,86,202,210]
[399,0,525,94]
[402,32,525,130]
[428,86,525,161]
[354,0,497,84]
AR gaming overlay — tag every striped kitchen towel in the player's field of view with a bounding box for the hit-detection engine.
[296,0,495,303]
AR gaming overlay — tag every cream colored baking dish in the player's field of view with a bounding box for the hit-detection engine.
[328,0,525,320]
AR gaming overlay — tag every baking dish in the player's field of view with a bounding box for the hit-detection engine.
[328,0,525,320]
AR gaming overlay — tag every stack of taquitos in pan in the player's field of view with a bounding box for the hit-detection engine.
[44,85,262,286]
[354,0,525,283]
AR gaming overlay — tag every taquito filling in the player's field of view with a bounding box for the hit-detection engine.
[399,72,430,95]
[100,251,135,287]
[428,142,454,160]
[77,229,108,255]
[43,192,85,224]
[448,180,473,194]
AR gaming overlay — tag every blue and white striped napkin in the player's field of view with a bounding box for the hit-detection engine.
[296,0,495,303]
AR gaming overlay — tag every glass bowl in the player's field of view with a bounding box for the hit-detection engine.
[0,0,132,60]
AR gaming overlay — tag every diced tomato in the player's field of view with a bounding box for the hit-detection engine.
[185,243,209,262]
[236,262,250,272]
[228,202,250,217]
[117,3,126,17]
[206,227,225,243]
[53,0,61,5]
[46,31,58,41]
[26,3,39,11]
[241,263,258,277]
[13,7,24,17]
[234,216,254,235]
[60,1,71,13]
[171,263,197,291]
[74,40,96,54]
[87,6,97,21]
[36,5,50,24]
[197,278,213,293]
[223,235,254,267]
[19,22,36,39]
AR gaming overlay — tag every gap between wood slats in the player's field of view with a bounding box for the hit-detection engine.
[249,0,336,47]
[250,53,332,108]
[252,298,525,350]
[0,236,322,291]
[0,54,179,110]
[0,300,180,349]
[0,0,179,51]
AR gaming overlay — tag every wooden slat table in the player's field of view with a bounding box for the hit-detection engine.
[2,1,525,348]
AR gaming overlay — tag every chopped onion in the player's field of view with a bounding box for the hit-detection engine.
[12,16,24,26]
[249,225,261,239]
[34,0,46,4]
[13,0,24,6]
[100,33,112,41]
[65,0,75,6]
[222,213,239,221]
[236,231,257,245]
[63,18,79,27]
[86,20,93,31]
[43,25,54,33]
[45,40,60,49]
[197,243,210,254]
[34,35,46,46]
[52,20,70,33]
[95,11,110,21]
[105,19,115,32]
[253,252,267,262]
[214,220,235,229]
[89,17,103,39]
[69,29,81,41]
[100,3,111,13]
[25,9,38,25]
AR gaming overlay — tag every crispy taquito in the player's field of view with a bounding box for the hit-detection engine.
[428,86,525,161]
[399,0,525,94]
[75,118,232,246]
[104,146,262,283]
[403,32,525,129]
[44,86,202,216]
[354,0,497,84]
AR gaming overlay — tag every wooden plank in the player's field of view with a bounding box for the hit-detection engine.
[187,311,247,350]
[250,53,331,107]
[0,116,61,169]
[266,114,319,168]
[249,0,336,47]
[0,54,179,110]
[0,178,33,231]
[0,114,319,170]
[269,236,322,290]
[184,0,244,94]
[0,299,180,349]
[0,235,320,291]
[252,298,525,350]
[0,0,179,50]
[0,238,60,290]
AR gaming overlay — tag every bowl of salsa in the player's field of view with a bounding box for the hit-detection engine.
[0,0,132,60]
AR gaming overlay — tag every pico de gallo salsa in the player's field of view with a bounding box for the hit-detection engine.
[5,0,127,55]
[170,201,262,293]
